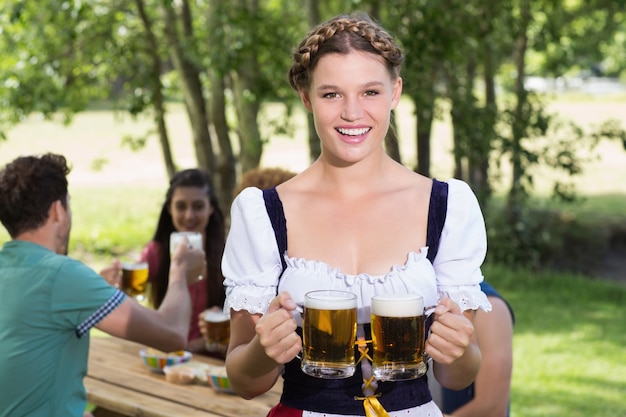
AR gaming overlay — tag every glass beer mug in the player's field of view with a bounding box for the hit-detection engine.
[169,231,203,257]
[301,290,357,379]
[371,293,427,381]
[120,261,149,301]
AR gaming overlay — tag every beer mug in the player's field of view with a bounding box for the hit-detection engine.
[121,261,149,301]
[169,231,203,257]
[203,310,230,356]
[301,290,357,379]
[371,294,427,381]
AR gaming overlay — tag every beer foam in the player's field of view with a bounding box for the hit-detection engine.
[371,294,423,317]
[204,310,229,323]
[121,261,148,271]
[170,231,203,253]
[305,293,356,310]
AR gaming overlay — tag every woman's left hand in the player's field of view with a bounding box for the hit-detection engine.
[425,297,475,364]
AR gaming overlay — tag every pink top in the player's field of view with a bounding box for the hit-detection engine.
[140,240,206,342]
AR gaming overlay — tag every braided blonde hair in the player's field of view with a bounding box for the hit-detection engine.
[288,13,404,91]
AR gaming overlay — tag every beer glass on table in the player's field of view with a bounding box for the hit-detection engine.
[120,261,149,302]
[371,294,427,381]
[301,290,357,379]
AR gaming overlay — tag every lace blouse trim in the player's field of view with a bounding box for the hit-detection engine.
[284,249,429,285]
[225,249,492,315]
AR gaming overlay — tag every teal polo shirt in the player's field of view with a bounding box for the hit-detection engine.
[0,240,125,417]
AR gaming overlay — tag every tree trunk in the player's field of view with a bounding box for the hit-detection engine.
[465,59,477,186]
[209,73,237,214]
[367,0,401,163]
[477,21,497,204]
[415,103,434,176]
[306,0,321,163]
[413,55,440,177]
[385,111,402,164]
[446,69,464,180]
[206,1,237,212]
[306,112,320,164]
[508,0,532,220]
[162,1,215,173]
[134,0,176,178]
[231,72,262,173]
[230,0,263,173]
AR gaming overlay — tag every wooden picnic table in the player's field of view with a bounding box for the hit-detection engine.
[85,336,282,417]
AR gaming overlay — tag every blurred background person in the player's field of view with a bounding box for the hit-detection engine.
[198,166,297,350]
[106,168,226,353]
[232,167,298,199]
[429,280,515,417]
[144,168,226,353]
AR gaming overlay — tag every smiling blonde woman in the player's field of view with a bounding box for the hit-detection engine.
[222,13,492,417]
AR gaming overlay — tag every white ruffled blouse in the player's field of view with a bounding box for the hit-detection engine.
[222,178,491,324]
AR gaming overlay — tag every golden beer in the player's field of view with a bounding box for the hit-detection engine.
[301,290,357,379]
[371,294,426,381]
[121,262,149,301]
[203,310,230,356]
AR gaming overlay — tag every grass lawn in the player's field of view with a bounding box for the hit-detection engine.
[485,264,626,416]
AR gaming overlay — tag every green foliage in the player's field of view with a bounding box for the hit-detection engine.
[484,192,626,277]
[592,118,626,144]
[0,0,119,124]
[528,0,626,78]
[493,89,625,207]
[1,0,625,269]
[121,133,150,151]
[203,1,304,103]
[486,203,608,272]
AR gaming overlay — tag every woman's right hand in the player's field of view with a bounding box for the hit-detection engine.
[170,236,206,286]
[255,291,301,364]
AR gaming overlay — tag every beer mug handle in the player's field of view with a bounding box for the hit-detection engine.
[424,305,437,316]
[424,304,437,365]
[295,303,304,360]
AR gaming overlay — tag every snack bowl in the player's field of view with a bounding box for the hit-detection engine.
[206,365,234,393]
[163,362,211,385]
[139,348,192,373]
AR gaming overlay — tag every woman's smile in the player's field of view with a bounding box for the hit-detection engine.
[336,126,372,144]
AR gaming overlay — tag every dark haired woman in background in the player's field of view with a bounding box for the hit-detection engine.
[141,168,226,353]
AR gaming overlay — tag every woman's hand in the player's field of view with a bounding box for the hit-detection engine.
[225,292,298,398]
[171,236,206,286]
[255,292,301,364]
[426,297,475,365]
